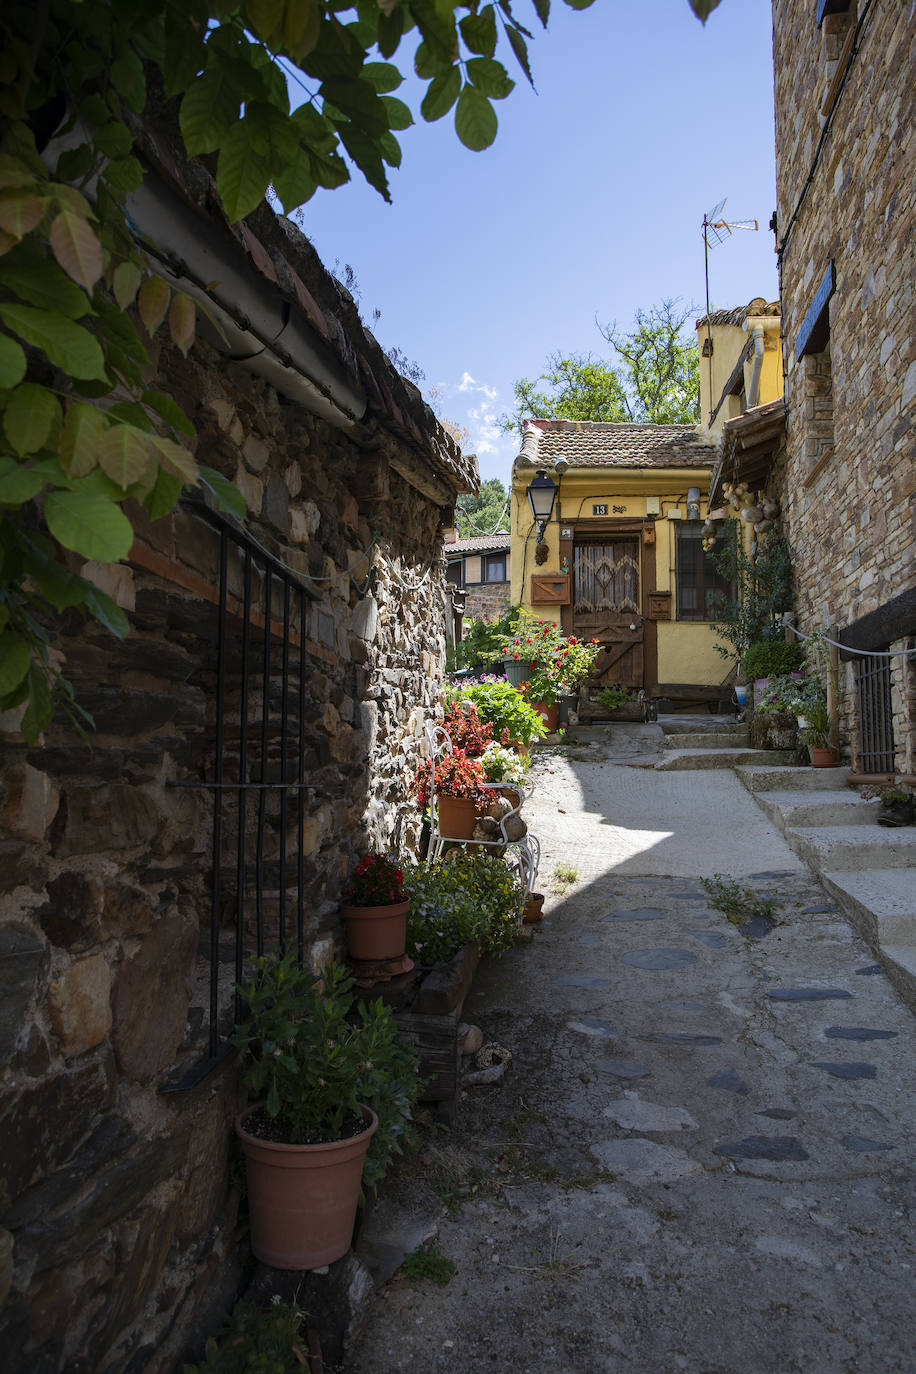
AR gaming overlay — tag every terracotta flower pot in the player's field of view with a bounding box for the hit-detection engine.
[523,891,545,924]
[342,900,409,961]
[236,1104,378,1270]
[809,745,839,767]
[533,701,559,732]
[436,792,478,839]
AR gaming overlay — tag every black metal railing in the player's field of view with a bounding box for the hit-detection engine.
[854,652,894,774]
[162,501,327,1091]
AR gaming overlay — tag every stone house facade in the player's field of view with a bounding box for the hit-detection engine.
[445,533,512,623]
[770,0,915,775]
[0,122,474,1371]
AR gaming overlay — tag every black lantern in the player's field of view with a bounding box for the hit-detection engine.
[526,469,559,543]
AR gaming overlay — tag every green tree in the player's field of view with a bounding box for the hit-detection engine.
[0,2,717,737]
[500,299,701,436]
[456,477,508,536]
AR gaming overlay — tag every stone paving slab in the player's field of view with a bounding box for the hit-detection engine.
[349,733,916,1374]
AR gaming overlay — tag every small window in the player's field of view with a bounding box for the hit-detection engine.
[446,560,463,588]
[676,522,735,622]
[483,554,507,583]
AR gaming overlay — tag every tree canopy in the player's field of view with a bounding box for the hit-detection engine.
[456,476,508,536]
[499,299,701,436]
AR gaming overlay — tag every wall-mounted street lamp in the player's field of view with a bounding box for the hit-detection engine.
[526,469,559,544]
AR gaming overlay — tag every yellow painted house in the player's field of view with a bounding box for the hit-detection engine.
[508,301,784,706]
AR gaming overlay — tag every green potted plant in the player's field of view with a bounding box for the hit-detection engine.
[447,679,547,750]
[341,852,410,962]
[801,699,837,766]
[232,953,420,1270]
[414,749,487,840]
[877,788,914,828]
[404,853,525,965]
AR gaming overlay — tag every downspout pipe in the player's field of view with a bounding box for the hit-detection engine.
[746,323,766,410]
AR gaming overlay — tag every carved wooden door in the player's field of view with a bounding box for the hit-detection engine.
[572,540,643,690]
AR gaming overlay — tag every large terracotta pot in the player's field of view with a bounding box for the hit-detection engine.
[436,792,478,839]
[236,1104,378,1270]
[342,900,409,961]
[533,701,559,732]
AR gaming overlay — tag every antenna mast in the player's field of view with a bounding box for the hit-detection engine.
[701,199,760,426]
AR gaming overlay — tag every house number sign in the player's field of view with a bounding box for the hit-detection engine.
[593,504,608,515]
[592,504,627,515]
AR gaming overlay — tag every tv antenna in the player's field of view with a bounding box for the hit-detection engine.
[701,198,759,424]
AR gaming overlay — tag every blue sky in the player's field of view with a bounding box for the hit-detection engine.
[296,0,779,486]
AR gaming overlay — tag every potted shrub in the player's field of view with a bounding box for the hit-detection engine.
[423,749,487,839]
[404,853,525,965]
[440,699,494,756]
[341,852,410,962]
[877,788,914,828]
[232,954,421,1270]
[446,679,547,750]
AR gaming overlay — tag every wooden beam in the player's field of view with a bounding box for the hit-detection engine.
[838,586,916,657]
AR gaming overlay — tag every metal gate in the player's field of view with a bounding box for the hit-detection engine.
[854,653,894,773]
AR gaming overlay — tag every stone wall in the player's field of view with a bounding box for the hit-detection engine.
[0,328,457,1368]
[772,0,916,771]
[463,583,511,623]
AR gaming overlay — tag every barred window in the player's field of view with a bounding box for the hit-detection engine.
[676,522,735,622]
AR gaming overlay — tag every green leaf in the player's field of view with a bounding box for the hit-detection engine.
[111,46,147,113]
[138,276,171,336]
[93,122,134,159]
[3,383,60,456]
[0,630,30,694]
[377,9,404,59]
[531,0,550,24]
[80,94,112,127]
[338,125,391,200]
[141,389,195,439]
[44,483,135,560]
[55,143,96,182]
[97,423,154,488]
[0,333,26,388]
[0,191,49,239]
[283,0,322,60]
[216,122,272,223]
[244,0,285,45]
[151,434,198,483]
[199,464,247,519]
[0,305,108,382]
[49,211,103,292]
[143,467,183,521]
[381,95,413,131]
[83,583,130,637]
[21,663,52,744]
[180,66,246,156]
[378,131,402,168]
[60,403,106,478]
[455,84,498,150]
[1,241,93,318]
[687,0,722,17]
[0,457,46,504]
[168,292,196,356]
[113,261,142,310]
[19,534,89,611]
[504,24,534,87]
[103,156,145,194]
[459,6,498,56]
[362,62,403,93]
[466,57,514,99]
[562,0,595,7]
[273,151,317,212]
[421,67,461,122]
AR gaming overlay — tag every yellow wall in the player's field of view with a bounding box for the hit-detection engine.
[697,313,783,443]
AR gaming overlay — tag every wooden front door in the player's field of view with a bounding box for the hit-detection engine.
[572,539,644,690]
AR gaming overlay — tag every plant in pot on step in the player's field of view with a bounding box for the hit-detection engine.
[415,748,487,840]
[877,788,915,828]
[800,699,837,766]
[341,852,410,962]
[232,953,421,1271]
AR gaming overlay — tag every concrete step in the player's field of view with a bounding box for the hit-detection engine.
[734,764,851,794]
[753,788,880,829]
[819,869,916,1009]
[785,824,916,871]
[663,731,750,749]
[654,747,796,771]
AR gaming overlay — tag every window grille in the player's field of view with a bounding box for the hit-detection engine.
[854,653,895,773]
[574,541,639,614]
[163,501,327,1092]
[675,522,735,622]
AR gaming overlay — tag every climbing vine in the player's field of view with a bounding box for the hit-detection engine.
[0,0,717,740]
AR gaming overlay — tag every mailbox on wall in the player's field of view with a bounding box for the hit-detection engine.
[530,574,571,605]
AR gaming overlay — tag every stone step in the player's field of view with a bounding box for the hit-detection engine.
[819,869,916,1010]
[654,747,797,771]
[663,731,750,749]
[785,824,916,871]
[734,764,851,794]
[753,788,880,829]
[658,716,744,736]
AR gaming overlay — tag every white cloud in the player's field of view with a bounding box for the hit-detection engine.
[456,371,497,401]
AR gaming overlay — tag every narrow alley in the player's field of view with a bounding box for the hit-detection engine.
[350,722,916,1374]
